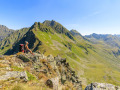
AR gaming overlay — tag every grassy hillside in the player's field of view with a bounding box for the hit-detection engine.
[0,20,120,89]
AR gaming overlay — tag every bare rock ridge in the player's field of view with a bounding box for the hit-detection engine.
[85,82,120,90]
[0,71,28,81]
[0,52,82,90]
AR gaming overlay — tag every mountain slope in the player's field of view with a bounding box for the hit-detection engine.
[0,25,14,41]
[0,20,120,89]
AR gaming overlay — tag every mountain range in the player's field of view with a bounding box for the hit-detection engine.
[0,25,14,41]
[0,20,120,89]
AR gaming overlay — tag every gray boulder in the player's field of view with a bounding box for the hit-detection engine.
[46,77,59,90]
[0,71,28,81]
[17,54,31,62]
[47,54,54,62]
[0,55,4,60]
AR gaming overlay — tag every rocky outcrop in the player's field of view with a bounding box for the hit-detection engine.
[16,53,82,90]
[0,71,28,81]
[0,55,4,60]
[55,55,82,89]
[85,82,120,90]
[17,54,31,62]
[46,77,59,90]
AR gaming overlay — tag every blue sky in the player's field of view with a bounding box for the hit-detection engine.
[0,0,120,35]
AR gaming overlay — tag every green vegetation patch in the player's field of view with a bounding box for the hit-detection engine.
[26,71,36,81]
[11,66,23,71]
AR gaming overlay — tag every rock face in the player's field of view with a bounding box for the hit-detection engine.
[85,82,120,90]
[0,71,28,81]
[46,77,59,90]
[54,55,82,89]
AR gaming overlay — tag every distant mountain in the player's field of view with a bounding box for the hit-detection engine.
[1,20,120,88]
[114,34,120,37]
[85,33,120,48]
[0,25,14,41]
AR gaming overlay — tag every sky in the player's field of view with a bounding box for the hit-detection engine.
[0,0,120,35]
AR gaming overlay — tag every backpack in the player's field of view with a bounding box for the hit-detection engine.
[19,44,25,53]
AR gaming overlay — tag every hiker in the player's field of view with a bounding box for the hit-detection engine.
[24,41,34,55]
